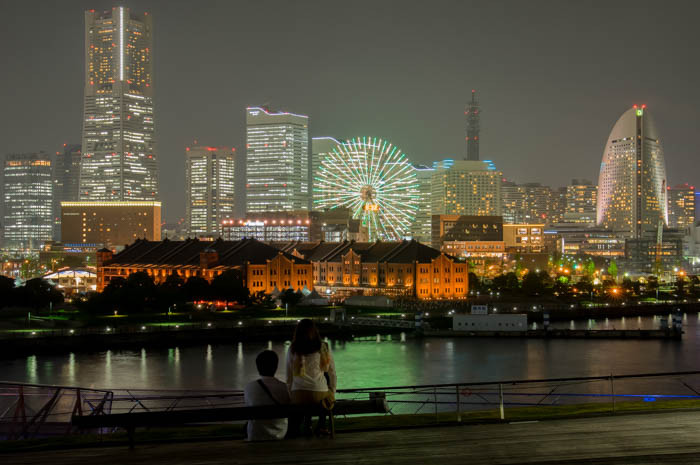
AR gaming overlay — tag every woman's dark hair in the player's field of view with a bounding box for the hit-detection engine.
[290,319,322,355]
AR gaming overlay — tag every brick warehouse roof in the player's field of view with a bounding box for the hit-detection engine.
[269,240,455,264]
[105,237,310,267]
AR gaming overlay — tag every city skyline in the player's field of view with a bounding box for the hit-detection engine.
[1,1,699,222]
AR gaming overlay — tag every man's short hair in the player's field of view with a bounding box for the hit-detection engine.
[256,350,278,377]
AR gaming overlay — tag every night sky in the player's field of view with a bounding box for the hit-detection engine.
[2,0,699,222]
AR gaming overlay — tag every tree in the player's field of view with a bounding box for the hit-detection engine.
[468,272,482,293]
[492,272,520,294]
[522,271,547,296]
[210,270,250,305]
[280,289,302,308]
[21,278,63,309]
[607,260,618,281]
[157,272,186,309]
[577,276,593,295]
[183,276,210,302]
[0,276,15,309]
[585,259,596,278]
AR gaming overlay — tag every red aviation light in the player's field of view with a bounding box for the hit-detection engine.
[642,104,647,109]
[186,147,190,151]
[207,147,216,151]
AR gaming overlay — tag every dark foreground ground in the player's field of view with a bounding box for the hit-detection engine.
[5,409,700,464]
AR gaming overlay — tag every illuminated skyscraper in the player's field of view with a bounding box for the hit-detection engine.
[79,7,158,201]
[431,160,501,216]
[465,90,480,161]
[185,146,236,236]
[501,182,553,224]
[245,107,309,213]
[564,179,597,224]
[597,106,667,238]
[411,164,434,244]
[53,143,82,239]
[3,153,54,250]
[667,183,695,229]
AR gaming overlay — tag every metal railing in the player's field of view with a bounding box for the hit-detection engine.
[336,370,700,420]
[2,370,700,440]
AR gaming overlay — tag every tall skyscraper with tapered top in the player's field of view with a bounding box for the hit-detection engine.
[465,90,480,161]
[79,7,158,201]
[597,105,667,238]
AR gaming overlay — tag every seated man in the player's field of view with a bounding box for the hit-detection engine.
[243,350,291,441]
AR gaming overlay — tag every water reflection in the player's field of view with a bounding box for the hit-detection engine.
[3,315,696,391]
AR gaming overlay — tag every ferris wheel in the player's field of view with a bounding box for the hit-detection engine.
[314,137,419,241]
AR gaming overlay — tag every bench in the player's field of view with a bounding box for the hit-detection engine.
[72,395,388,448]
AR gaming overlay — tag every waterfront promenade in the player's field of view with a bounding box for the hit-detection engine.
[5,409,700,464]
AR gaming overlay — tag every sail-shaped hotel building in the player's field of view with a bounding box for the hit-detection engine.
[596,106,667,239]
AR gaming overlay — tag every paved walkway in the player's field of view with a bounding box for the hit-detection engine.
[6,410,700,464]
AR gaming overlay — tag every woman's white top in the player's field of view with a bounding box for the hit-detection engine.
[286,345,337,392]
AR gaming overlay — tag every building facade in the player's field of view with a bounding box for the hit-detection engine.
[503,224,545,253]
[563,179,597,225]
[245,106,309,213]
[79,7,158,201]
[597,105,667,238]
[53,144,82,239]
[275,240,468,300]
[61,201,161,249]
[3,153,54,250]
[97,238,313,295]
[431,160,502,217]
[185,146,236,236]
[431,214,503,250]
[410,164,434,244]
[667,183,695,229]
[501,182,553,224]
[311,137,342,210]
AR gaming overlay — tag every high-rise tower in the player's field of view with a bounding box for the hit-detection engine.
[465,90,480,161]
[597,105,667,238]
[79,7,158,201]
[3,152,54,250]
[185,145,236,236]
[245,106,309,213]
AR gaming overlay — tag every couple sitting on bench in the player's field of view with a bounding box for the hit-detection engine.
[244,319,337,441]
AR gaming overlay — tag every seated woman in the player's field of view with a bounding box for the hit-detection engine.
[286,319,337,436]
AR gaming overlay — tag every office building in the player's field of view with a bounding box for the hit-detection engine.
[2,153,54,250]
[503,224,545,253]
[501,182,553,224]
[222,217,311,242]
[79,7,158,201]
[431,215,503,249]
[61,201,161,249]
[667,183,695,229]
[563,179,597,225]
[53,144,82,240]
[245,106,309,213]
[411,164,434,244]
[311,137,342,210]
[597,105,667,237]
[185,145,236,236]
[431,160,501,217]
